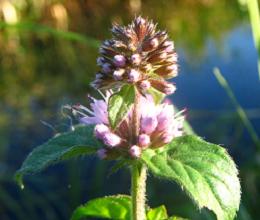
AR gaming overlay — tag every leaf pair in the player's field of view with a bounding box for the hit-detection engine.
[15,124,241,220]
[71,195,185,220]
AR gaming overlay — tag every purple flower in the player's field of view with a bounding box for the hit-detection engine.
[157,104,175,131]
[73,91,184,160]
[102,63,112,74]
[114,55,126,67]
[129,145,141,158]
[97,57,105,66]
[94,124,109,139]
[77,92,110,126]
[113,69,125,80]
[102,132,121,147]
[131,54,141,65]
[138,134,150,148]
[150,38,159,48]
[95,73,103,79]
[128,69,140,82]
[92,17,179,93]
[141,116,158,134]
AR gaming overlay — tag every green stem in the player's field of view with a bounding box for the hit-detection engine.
[131,88,147,220]
[131,163,147,220]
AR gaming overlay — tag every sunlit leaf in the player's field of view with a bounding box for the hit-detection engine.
[15,126,100,188]
[142,135,241,220]
[147,87,165,104]
[167,216,188,220]
[71,195,131,220]
[108,84,135,129]
[147,205,168,220]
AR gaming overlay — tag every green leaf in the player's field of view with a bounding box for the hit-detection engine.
[147,205,168,220]
[107,160,130,177]
[142,135,241,220]
[71,195,131,220]
[108,84,135,129]
[147,87,165,104]
[15,125,100,188]
[167,216,188,220]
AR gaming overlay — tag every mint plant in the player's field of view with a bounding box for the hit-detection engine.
[15,17,241,220]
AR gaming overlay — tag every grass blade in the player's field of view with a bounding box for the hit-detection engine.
[213,67,260,149]
[246,0,260,79]
[0,21,100,48]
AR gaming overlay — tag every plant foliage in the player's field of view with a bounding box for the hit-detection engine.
[142,135,240,220]
[15,126,100,188]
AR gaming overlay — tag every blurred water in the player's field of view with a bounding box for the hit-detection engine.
[177,24,259,110]
[175,24,260,159]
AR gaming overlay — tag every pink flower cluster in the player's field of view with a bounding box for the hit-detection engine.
[73,92,184,160]
[91,16,178,95]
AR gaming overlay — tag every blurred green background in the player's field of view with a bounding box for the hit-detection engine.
[0,0,260,219]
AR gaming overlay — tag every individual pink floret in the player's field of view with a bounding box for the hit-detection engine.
[129,145,141,158]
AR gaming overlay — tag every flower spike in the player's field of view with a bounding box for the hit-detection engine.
[92,16,178,95]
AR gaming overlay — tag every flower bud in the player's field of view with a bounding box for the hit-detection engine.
[155,64,178,78]
[136,16,146,26]
[150,38,159,48]
[148,52,167,63]
[141,116,158,134]
[103,132,121,147]
[94,124,109,139]
[139,80,151,91]
[168,53,178,63]
[97,148,107,159]
[163,83,176,95]
[113,40,126,48]
[113,55,126,67]
[113,69,125,80]
[97,57,105,66]
[90,80,99,89]
[103,40,111,46]
[138,134,150,148]
[131,54,141,65]
[99,47,106,54]
[167,63,178,71]
[142,37,159,51]
[150,80,176,95]
[95,73,103,79]
[129,145,141,158]
[92,17,179,89]
[128,69,140,82]
[163,41,174,52]
[102,63,112,74]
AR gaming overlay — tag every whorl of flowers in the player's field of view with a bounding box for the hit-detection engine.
[91,16,178,95]
[71,92,184,159]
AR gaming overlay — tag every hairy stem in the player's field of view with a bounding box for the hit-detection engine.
[132,89,141,143]
[131,89,147,220]
[131,163,147,220]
